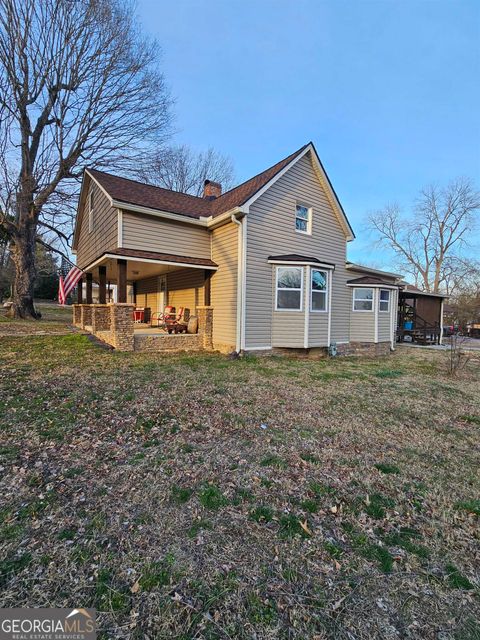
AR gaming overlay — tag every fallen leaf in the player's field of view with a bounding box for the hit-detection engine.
[130,580,140,594]
[299,520,312,535]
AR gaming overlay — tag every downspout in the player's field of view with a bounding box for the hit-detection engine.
[231,213,243,353]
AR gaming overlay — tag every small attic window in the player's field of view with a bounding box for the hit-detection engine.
[88,191,94,233]
[295,204,312,234]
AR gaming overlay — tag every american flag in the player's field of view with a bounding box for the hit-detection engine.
[58,265,83,305]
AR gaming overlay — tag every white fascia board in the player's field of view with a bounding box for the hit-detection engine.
[268,259,335,270]
[85,169,115,202]
[242,146,311,210]
[347,283,399,289]
[206,207,245,228]
[241,144,354,242]
[111,200,209,227]
[83,253,217,272]
[72,172,92,250]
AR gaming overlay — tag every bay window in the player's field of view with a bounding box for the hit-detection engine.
[311,269,328,311]
[275,266,303,311]
[379,289,390,312]
[353,287,374,311]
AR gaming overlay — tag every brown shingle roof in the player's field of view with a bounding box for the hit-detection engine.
[109,248,217,268]
[210,145,309,216]
[347,275,398,286]
[268,254,336,267]
[87,144,308,220]
[88,169,211,219]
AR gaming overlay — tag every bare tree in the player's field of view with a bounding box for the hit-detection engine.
[141,145,235,196]
[0,0,172,318]
[369,179,480,293]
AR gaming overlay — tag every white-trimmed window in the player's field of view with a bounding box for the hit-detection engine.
[88,191,94,233]
[353,287,374,311]
[311,269,328,312]
[275,266,303,311]
[295,204,312,234]
[379,289,390,312]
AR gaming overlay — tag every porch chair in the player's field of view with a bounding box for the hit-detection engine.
[166,307,189,333]
[150,305,175,329]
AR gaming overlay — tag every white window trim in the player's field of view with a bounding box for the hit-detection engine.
[275,265,304,312]
[379,289,391,313]
[88,192,94,233]
[353,287,374,312]
[295,203,312,235]
[310,269,328,313]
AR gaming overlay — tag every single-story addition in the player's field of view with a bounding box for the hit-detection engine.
[71,142,403,354]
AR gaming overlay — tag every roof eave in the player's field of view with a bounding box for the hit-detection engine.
[111,199,210,226]
[240,142,355,241]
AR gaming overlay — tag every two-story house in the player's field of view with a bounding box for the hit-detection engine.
[72,142,402,354]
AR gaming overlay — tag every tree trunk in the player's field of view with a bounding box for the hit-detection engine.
[7,225,41,319]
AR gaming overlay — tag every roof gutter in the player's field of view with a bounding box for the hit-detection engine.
[111,200,209,226]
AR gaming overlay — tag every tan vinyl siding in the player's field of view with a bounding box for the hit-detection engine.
[76,182,118,269]
[167,269,204,315]
[350,305,375,342]
[309,311,328,346]
[211,222,238,349]
[136,277,159,314]
[378,300,392,342]
[272,312,305,347]
[122,211,210,259]
[245,151,350,349]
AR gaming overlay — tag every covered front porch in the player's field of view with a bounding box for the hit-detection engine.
[73,249,216,351]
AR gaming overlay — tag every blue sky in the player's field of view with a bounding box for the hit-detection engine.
[137,0,480,268]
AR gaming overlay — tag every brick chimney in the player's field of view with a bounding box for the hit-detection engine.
[203,179,222,200]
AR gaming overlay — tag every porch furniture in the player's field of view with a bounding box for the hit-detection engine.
[133,307,145,323]
[164,307,186,332]
[150,305,175,329]
[187,316,198,334]
[168,323,188,334]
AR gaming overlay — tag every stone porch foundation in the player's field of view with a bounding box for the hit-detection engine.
[73,304,213,353]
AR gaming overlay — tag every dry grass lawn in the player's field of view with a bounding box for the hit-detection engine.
[0,305,479,639]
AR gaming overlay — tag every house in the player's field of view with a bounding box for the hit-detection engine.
[71,142,403,354]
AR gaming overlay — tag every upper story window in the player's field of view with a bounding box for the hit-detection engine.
[311,269,328,312]
[379,289,390,312]
[88,191,94,233]
[275,266,303,311]
[295,204,312,234]
[353,287,373,311]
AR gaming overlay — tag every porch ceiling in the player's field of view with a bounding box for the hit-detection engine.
[84,250,217,283]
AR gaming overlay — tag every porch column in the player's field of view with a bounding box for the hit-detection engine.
[98,265,107,304]
[117,259,127,303]
[86,273,93,304]
[77,279,83,304]
[204,269,212,306]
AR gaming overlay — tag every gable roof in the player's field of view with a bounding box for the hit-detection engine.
[87,169,211,219]
[210,144,309,216]
[86,145,309,222]
[75,142,355,248]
